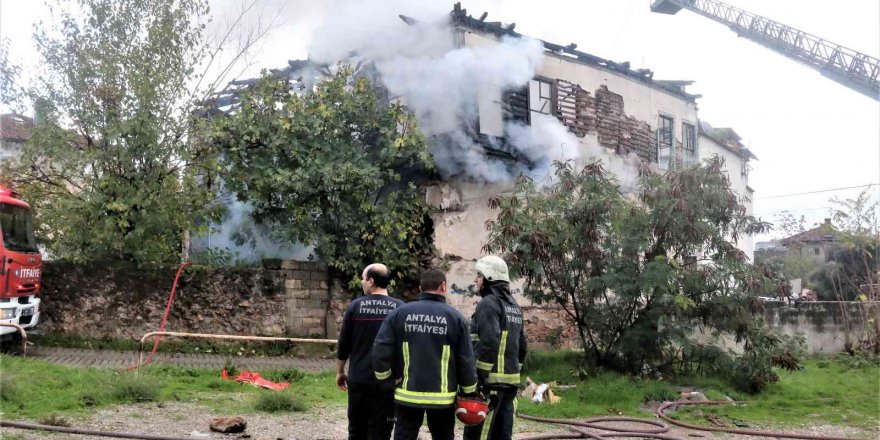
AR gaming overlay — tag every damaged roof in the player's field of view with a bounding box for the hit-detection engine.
[448,3,701,102]
[699,120,758,160]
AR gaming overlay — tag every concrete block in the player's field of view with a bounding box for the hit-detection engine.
[280,260,300,270]
[284,279,302,289]
[291,270,310,280]
[309,289,329,299]
[292,290,311,299]
[310,271,329,281]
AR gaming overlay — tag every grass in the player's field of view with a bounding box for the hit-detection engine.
[519,350,880,430]
[668,356,880,429]
[253,392,308,412]
[0,355,343,420]
[1,350,876,431]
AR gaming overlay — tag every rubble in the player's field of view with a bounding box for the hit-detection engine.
[209,416,247,433]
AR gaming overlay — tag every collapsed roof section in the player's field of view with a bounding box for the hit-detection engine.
[699,120,758,160]
[447,2,701,102]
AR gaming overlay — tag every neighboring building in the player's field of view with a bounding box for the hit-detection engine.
[0,113,34,164]
[779,219,839,264]
[698,121,758,260]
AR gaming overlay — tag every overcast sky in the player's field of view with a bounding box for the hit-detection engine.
[2,0,878,242]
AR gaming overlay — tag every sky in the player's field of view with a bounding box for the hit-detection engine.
[1,0,878,242]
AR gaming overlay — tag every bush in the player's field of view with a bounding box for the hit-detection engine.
[0,374,19,402]
[263,368,305,383]
[111,376,161,403]
[253,392,307,413]
[836,350,880,370]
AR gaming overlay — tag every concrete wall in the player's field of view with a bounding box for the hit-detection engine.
[763,300,879,354]
[699,134,755,260]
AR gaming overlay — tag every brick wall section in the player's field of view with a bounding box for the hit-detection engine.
[274,260,331,337]
[555,82,657,162]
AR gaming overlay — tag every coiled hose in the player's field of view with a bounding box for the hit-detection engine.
[514,400,859,440]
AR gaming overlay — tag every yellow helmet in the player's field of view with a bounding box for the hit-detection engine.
[475,255,510,283]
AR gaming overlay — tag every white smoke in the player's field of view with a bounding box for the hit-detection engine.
[306,0,582,182]
[506,114,583,184]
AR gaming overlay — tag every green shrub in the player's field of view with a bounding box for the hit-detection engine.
[263,368,305,383]
[0,374,19,402]
[111,376,161,403]
[253,392,307,412]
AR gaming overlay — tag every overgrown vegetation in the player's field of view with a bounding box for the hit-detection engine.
[208,67,436,289]
[253,392,307,412]
[486,159,797,391]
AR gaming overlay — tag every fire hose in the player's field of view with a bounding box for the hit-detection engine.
[0,420,200,440]
[124,262,190,371]
[1,401,864,439]
[514,400,859,440]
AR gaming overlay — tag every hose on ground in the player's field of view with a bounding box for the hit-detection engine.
[657,400,857,440]
[515,400,860,440]
[0,420,199,440]
[516,414,683,440]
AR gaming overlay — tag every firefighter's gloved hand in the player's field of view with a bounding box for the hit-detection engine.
[378,377,397,393]
[477,369,491,394]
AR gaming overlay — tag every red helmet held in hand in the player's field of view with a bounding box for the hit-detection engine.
[455,396,489,426]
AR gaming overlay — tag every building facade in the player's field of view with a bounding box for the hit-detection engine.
[436,8,702,303]
[697,121,758,261]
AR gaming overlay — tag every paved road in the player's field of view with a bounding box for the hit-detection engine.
[26,346,336,373]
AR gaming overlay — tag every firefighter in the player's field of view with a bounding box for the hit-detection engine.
[337,263,405,440]
[463,255,528,440]
[372,269,479,440]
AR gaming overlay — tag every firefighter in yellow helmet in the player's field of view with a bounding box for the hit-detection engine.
[464,256,527,440]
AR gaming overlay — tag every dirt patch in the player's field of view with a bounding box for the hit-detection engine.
[1,401,874,440]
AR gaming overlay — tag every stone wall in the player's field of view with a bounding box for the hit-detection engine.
[40,260,331,339]
[37,260,577,345]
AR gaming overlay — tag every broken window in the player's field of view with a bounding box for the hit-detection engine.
[682,122,696,161]
[529,78,555,116]
[503,85,530,125]
[657,115,674,170]
[503,77,557,126]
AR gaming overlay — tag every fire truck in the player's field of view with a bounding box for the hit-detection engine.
[0,187,41,345]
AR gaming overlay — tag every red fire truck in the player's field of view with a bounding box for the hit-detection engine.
[0,187,41,344]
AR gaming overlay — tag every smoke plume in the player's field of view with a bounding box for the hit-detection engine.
[307,0,582,182]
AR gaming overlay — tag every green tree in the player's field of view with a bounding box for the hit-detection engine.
[485,158,796,391]
[4,0,268,265]
[810,188,879,301]
[0,39,21,110]
[209,67,436,289]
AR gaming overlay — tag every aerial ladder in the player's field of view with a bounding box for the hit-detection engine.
[651,0,880,101]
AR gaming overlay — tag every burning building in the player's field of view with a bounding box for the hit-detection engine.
[195,3,757,320]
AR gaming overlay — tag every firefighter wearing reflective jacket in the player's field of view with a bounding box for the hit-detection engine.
[372,269,479,440]
[464,256,527,440]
